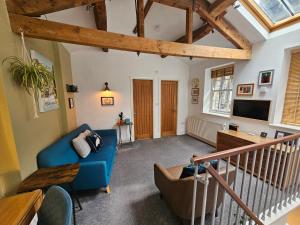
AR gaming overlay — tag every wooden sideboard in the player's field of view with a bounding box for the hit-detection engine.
[216,130,295,189]
[0,190,43,225]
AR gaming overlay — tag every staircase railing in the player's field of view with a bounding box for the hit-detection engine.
[190,132,300,225]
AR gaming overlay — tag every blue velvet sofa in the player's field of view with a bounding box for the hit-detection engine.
[37,124,117,192]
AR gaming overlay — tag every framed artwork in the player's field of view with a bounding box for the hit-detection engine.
[236,83,254,96]
[274,130,292,139]
[68,98,74,109]
[192,78,200,88]
[258,70,274,86]
[191,88,200,96]
[31,50,59,113]
[191,96,198,104]
[275,130,295,146]
[101,97,114,106]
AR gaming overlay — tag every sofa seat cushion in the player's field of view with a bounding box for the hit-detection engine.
[79,135,116,174]
[167,165,185,179]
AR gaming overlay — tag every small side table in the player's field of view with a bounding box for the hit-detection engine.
[117,122,133,146]
[18,163,81,225]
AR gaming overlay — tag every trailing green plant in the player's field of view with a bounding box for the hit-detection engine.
[2,56,54,96]
[2,55,55,119]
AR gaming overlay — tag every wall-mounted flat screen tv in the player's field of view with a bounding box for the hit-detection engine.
[232,100,271,121]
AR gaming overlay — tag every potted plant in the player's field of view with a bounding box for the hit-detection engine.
[2,56,54,119]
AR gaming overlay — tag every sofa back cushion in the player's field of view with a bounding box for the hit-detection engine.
[37,124,92,168]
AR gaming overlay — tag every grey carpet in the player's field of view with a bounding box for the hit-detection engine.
[76,135,283,225]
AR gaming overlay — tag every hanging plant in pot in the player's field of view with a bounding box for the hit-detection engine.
[2,33,54,119]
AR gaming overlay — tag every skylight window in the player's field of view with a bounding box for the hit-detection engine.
[285,0,300,13]
[254,0,300,23]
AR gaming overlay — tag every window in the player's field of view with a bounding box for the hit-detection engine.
[210,65,234,114]
[282,51,300,126]
[254,0,292,23]
[240,0,300,31]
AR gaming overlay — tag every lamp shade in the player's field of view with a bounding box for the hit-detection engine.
[104,82,110,91]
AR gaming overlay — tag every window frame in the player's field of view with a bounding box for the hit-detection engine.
[240,0,300,32]
[209,74,234,115]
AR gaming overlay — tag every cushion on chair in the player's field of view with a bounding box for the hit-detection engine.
[180,160,218,179]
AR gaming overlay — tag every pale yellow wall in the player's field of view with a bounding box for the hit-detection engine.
[0,0,76,186]
[288,206,300,225]
[0,0,21,198]
[57,44,77,131]
[0,64,21,198]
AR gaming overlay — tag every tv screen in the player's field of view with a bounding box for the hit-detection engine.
[232,100,271,121]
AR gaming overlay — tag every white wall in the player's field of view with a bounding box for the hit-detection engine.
[189,28,300,138]
[71,50,189,140]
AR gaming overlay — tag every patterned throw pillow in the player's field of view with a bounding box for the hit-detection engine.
[86,131,103,152]
[180,160,218,179]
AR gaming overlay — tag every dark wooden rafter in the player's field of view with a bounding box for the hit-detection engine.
[177,23,212,43]
[149,0,251,50]
[93,0,108,52]
[137,0,145,37]
[153,0,190,9]
[133,0,153,34]
[186,7,193,44]
[195,0,251,50]
[8,13,251,60]
[6,0,101,17]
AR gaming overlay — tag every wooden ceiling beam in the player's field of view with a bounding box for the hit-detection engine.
[9,13,251,60]
[133,0,153,34]
[195,1,251,50]
[186,7,193,44]
[149,0,251,50]
[6,0,102,17]
[152,0,192,9]
[137,0,145,37]
[93,1,108,52]
[209,0,235,18]
[177,23,212,43]
[161,22,212,58]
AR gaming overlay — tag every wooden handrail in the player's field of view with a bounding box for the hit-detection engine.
[193,132,300,164]
[207,165,264,225]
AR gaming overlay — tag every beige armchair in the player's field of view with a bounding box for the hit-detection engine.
[154,163,235,221]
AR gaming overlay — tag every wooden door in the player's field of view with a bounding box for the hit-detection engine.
[161,80,178,137]
[133,79,153,139]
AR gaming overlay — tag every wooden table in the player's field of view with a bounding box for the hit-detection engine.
[0,190,43,225]
[18,163,81,225]
[18,164,80,193]
[217,130,296,189]
[117,122,133,146]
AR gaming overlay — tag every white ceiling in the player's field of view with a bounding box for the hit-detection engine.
[46,0,266,60]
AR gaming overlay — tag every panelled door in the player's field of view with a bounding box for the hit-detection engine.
[133,79,153,140]
[161,80,178,137]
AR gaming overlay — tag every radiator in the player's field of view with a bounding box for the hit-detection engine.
[186,116,222,146]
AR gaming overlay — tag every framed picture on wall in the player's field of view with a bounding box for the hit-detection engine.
[192,78,200,88]
[191,96,199,104]
[31,50,59,113]
[191,88,200,96]
[236,83,254,96]
[258,70,274,86]
[101,97,114,106]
